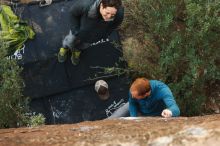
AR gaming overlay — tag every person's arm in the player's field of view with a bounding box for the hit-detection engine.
[62,0,87,49]
[106,7,124,37]
[111,7,124,30]
[128,92,138,117]
[162,90,180,117]
[69,0,87,32]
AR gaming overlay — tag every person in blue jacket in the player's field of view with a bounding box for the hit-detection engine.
[129,77,180,118]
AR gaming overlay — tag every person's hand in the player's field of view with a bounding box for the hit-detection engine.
[161,109,172,118]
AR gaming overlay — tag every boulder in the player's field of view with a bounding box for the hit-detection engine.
[0,114,220,146]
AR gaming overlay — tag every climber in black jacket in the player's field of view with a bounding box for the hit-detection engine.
[58,0,124,65]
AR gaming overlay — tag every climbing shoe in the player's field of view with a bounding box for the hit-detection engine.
[58,47,68,63]
[71,50,81,66]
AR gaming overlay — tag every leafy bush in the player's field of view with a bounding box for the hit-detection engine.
[0,39,26,128]
[0,5,44,128]
[0,39,45,128]
[27,113,45,127]
[0,5,35,55]
[121,0,220,116]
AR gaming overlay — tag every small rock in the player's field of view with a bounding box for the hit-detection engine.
[80,126,97,132]
[100,141,140,146]
[119,117,142,120]
[180,127,208,137]
[148,136,173,146]
[70,126,98,132]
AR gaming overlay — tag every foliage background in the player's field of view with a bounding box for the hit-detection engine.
[0,5,44,128]
[121,0,220,116]
[0,40,28,128]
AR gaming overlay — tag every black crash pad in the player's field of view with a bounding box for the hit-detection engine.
[10,0,130,124]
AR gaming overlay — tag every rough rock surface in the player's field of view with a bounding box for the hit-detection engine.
[0,114,220,146]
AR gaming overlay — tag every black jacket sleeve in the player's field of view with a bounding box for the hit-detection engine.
[106,7,124,37]
[111,7,124,30]
[63,0,88,48]
[69,0,88,33]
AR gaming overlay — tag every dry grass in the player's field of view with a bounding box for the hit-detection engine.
[122,37,161,79]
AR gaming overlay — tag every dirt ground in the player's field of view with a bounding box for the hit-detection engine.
[0,114,220,146]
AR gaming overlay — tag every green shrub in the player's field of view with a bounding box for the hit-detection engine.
[122,0,220,116]
[122,37,161,79]
[0,41,45,128]
[0,39,26,128]
[0,5,44,128]
[27,113,45,127]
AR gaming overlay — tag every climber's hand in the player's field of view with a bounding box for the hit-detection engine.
[161,109,172,118]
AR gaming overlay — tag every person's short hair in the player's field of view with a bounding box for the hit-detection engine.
[101,0,122,9]
[95,80,110,100]
[130,78,151,96]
